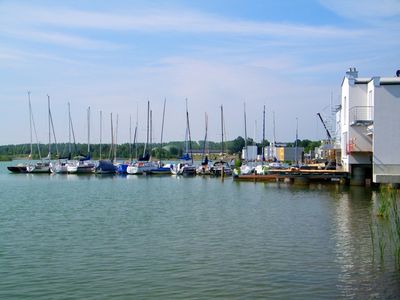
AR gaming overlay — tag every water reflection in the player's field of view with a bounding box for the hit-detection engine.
[2,162,400,298]
[333,187,400,298]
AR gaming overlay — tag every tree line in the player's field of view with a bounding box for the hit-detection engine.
[0,137,321,161]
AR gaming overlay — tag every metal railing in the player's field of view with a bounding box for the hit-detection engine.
[349,106,373,125]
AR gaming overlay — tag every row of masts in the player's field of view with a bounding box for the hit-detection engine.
[27,92,282,164]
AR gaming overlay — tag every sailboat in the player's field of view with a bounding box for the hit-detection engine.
[197,113,211,175]
[127,101,158,175]
[238,102,254,175]
[96,112,117,174]
[27,95,54,173]
[67,106,95,174]
[51,102,74,173]
[7,91,35,173]
[146,98,173,175]
[115,114,132,174]
[255,105,268,175]
[210,105,232,176]
[171,99,197,176]
[125,113,138,174]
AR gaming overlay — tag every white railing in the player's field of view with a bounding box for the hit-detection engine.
[349,106,373,125]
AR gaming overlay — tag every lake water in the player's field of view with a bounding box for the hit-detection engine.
[1,161,399,299]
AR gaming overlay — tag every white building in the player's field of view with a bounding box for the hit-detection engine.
[339,68,400,184]
[242,145,258,161]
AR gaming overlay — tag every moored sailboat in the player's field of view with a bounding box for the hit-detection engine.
[171,99,196,176]
[145,98,173,175]
[7,91,33,173]
[51,102,74,174]
[96,112,117,174]
[210,105,232,176]
[27,94,54,174]
[67,106,95,174]
[127,101,158,175]
[197,113,211,175]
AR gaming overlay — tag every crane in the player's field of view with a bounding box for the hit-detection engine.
[317,113,332,141]
[317,113,336,169]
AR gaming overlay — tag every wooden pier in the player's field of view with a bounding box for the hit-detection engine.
[233,168,349,184]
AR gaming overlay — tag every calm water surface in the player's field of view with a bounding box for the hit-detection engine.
[0,161,399,299]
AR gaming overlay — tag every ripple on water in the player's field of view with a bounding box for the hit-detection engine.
[0,167,399,299]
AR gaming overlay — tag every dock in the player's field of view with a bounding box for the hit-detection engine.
[233,168,349,184]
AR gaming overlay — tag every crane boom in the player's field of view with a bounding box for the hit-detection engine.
[317,113,332,140]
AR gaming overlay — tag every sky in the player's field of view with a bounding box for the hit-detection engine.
[1,0,399,145]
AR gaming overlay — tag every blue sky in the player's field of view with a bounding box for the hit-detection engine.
[1,0,399,145]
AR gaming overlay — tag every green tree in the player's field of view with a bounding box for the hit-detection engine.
[227,136,245,154]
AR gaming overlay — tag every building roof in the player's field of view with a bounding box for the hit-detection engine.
[342,76,400,86]
[354,77,371,84]
[380,77,400,85]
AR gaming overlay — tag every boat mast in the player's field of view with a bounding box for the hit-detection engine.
[244,102,248,161]
[135,103,138,160]
[201,112,208,163]
[133,121,138,162]
[220,105,224,156]
[87,106,91,157]
[115,114,118,161]
[48,95,59,158]
[129,114,132,162]
[273,111,276,160]
[28,91,33,160]
[143,100,150,158]
[99,110,102,160]
[150,109,152,158]
[68,103,72,158]
[262,105,266,164]
[69,104,78,157]
[185,98,193,164]
[47,95,51,160]
[29,94,42,160]
[159,98,166,163]
[295,117,299,166]
[109,113,114,161]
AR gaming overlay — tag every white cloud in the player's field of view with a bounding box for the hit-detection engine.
[320,0,400,20]
[0,27,119,50]
[0,1,398,145]
[0,3,367,39]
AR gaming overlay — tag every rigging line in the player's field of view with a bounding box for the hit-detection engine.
[28,91,33,158]
[244,102,248,161]
[47,95,51,159]
[30,97,42,160]
[68,103,71,156]
[48,96,59,157]
[129,114,132,162]
[87,106,91,155]
[109,113,114,161]
[99,110,102,160]
[133,122,138,162]
[220,105,224,155]
[69,104,78,156]
[160,98,167,162]
[186,98,193,164]
[115,114,118,161]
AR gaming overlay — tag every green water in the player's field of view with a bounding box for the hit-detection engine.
[0,162,399,299]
